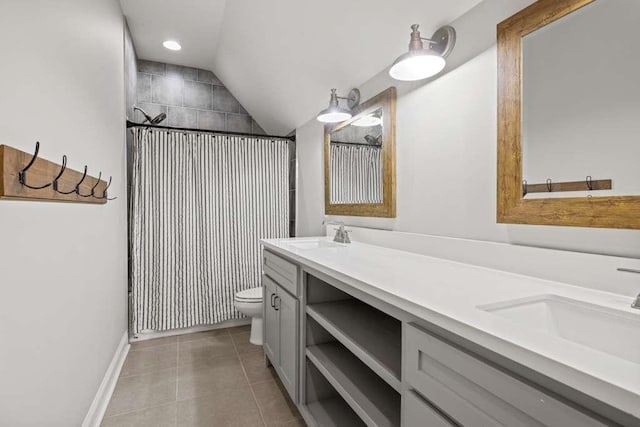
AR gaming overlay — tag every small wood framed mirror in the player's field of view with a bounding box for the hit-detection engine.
[324,87,396,217]
[497,0,640,229]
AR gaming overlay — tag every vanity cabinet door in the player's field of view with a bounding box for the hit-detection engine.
[277,289,299,401]
[263,276,279,363]
[404,323,606,427]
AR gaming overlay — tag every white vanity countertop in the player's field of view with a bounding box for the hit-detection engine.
[261,237,640,419]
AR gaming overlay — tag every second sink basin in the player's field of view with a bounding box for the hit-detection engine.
[479,295,640,364]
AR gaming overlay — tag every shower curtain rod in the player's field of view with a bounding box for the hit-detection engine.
[126,120,295,142]
[331,141,382,148]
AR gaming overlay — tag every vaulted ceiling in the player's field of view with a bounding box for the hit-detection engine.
[121,0,482,134]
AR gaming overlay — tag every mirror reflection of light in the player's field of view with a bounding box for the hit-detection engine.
[352,115,383,127]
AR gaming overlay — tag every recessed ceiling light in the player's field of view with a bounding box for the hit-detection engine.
[163,40,181,51]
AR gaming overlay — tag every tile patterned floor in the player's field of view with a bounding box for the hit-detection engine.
[101,326,306,427]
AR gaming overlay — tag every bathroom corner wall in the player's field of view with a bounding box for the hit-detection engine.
[135,60,265,134]
[124,19,137,203]
[0,0,128,425]
[289,139,297,237]
[124,21,138,125]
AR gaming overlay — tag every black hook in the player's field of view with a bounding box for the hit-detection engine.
[57,165,87,195]
[51,155,68,191]
[78,171,101,197]
[546,179,553,192]
[586,175,593,191]
[97,176,117,200]
[522,180,528,197]
[18,141,51,189]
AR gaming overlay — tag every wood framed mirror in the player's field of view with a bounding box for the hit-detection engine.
[497,0,640,229]
[324,87,396,217]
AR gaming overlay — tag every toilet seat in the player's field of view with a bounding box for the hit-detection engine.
[234,286,263,303]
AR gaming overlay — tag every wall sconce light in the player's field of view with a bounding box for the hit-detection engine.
[389,24,456,81]
[316,88,361,123]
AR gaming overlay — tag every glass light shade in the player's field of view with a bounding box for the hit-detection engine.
[352,115,382,127]
[389,51,446,81]
[163,40,182,51]
[317,108,352,123]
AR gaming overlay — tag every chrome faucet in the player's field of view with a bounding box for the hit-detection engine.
[333,224,351,244]
[617,268,640,309]
[323,220,351,244]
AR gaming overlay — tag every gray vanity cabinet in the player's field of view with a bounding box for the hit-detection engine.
[277,288,298,396]
[262,250,300,402]
[263,276,279,362]
[261,244,632,427]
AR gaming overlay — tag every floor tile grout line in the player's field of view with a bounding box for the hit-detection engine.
[104,341,180,420]
[232,329,268,427]
[174,335,179,427]
[176,335,180,402]
[117,365,177,380]
[102,400,177,420]
[106,326,266,426]
[245,368,269,426]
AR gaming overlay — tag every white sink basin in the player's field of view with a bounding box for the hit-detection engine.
[287,239,342,250]
[479,295,640,364]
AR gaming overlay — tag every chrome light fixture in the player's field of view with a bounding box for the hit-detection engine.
[389,24,456,81]
[316,88,361,123]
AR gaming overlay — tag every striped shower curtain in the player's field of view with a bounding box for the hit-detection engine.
[330,144,383,204]
[130,128,290,334]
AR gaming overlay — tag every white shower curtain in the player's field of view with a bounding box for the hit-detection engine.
[130,128,290,334]
[330,144,383,204]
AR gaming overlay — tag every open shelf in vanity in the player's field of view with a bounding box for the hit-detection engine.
[302,273,402,427]
[305,361,366,427]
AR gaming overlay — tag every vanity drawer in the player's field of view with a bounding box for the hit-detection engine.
[263,250,298,296]
[404,323,605,427]
[403,390,454,427]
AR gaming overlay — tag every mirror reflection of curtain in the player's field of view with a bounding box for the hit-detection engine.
[330,144,383,204]
[130,128,290,334]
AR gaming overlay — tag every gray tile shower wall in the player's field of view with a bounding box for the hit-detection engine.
[133,59,295,237]
[135,59,266,135]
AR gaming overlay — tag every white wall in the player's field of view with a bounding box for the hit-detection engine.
[296,0,640,259]
[0,1,128,425]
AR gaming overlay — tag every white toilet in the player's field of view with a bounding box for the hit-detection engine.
[233,286,264,345]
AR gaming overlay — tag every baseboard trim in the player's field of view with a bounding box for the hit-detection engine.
[130,318,251,342]
[82,331,130,427]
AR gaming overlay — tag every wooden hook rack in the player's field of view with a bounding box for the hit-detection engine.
[522,176,612,196]
[0,143,112,204]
